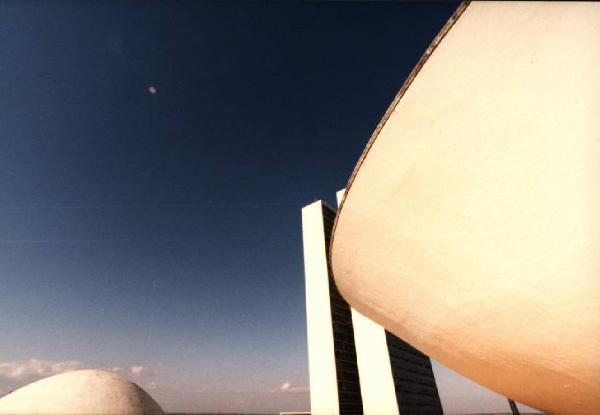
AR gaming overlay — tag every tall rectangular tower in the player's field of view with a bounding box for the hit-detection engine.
[302,194,443,415]
[302,201,363,415]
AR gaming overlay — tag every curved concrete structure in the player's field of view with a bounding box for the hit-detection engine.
[331,2,600,415]
[0,370,165,415]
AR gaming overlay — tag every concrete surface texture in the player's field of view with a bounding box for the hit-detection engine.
[0,369,165,414]
[331,2,600,415]
[336,189,401,415]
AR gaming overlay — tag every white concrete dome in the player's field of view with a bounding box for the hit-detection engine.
[0,369,165,415]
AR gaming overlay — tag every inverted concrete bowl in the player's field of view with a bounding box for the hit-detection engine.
[331,2,600,415]
[0,369,165,415]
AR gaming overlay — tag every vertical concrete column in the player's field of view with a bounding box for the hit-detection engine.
[302,201,340,415]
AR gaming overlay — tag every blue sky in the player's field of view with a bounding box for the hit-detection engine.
[0,1,539,413]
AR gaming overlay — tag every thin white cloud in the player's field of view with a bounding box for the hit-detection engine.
[129,366,157,377]
[0,358,85,380]
[276,381,308,394]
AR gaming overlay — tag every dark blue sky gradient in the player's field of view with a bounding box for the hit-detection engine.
[0,2,460,412]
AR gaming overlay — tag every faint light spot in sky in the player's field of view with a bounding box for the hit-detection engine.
[148,85,157,94]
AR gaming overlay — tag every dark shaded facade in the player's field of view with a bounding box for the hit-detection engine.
[322,203,364,415]
[386,332,444,415]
